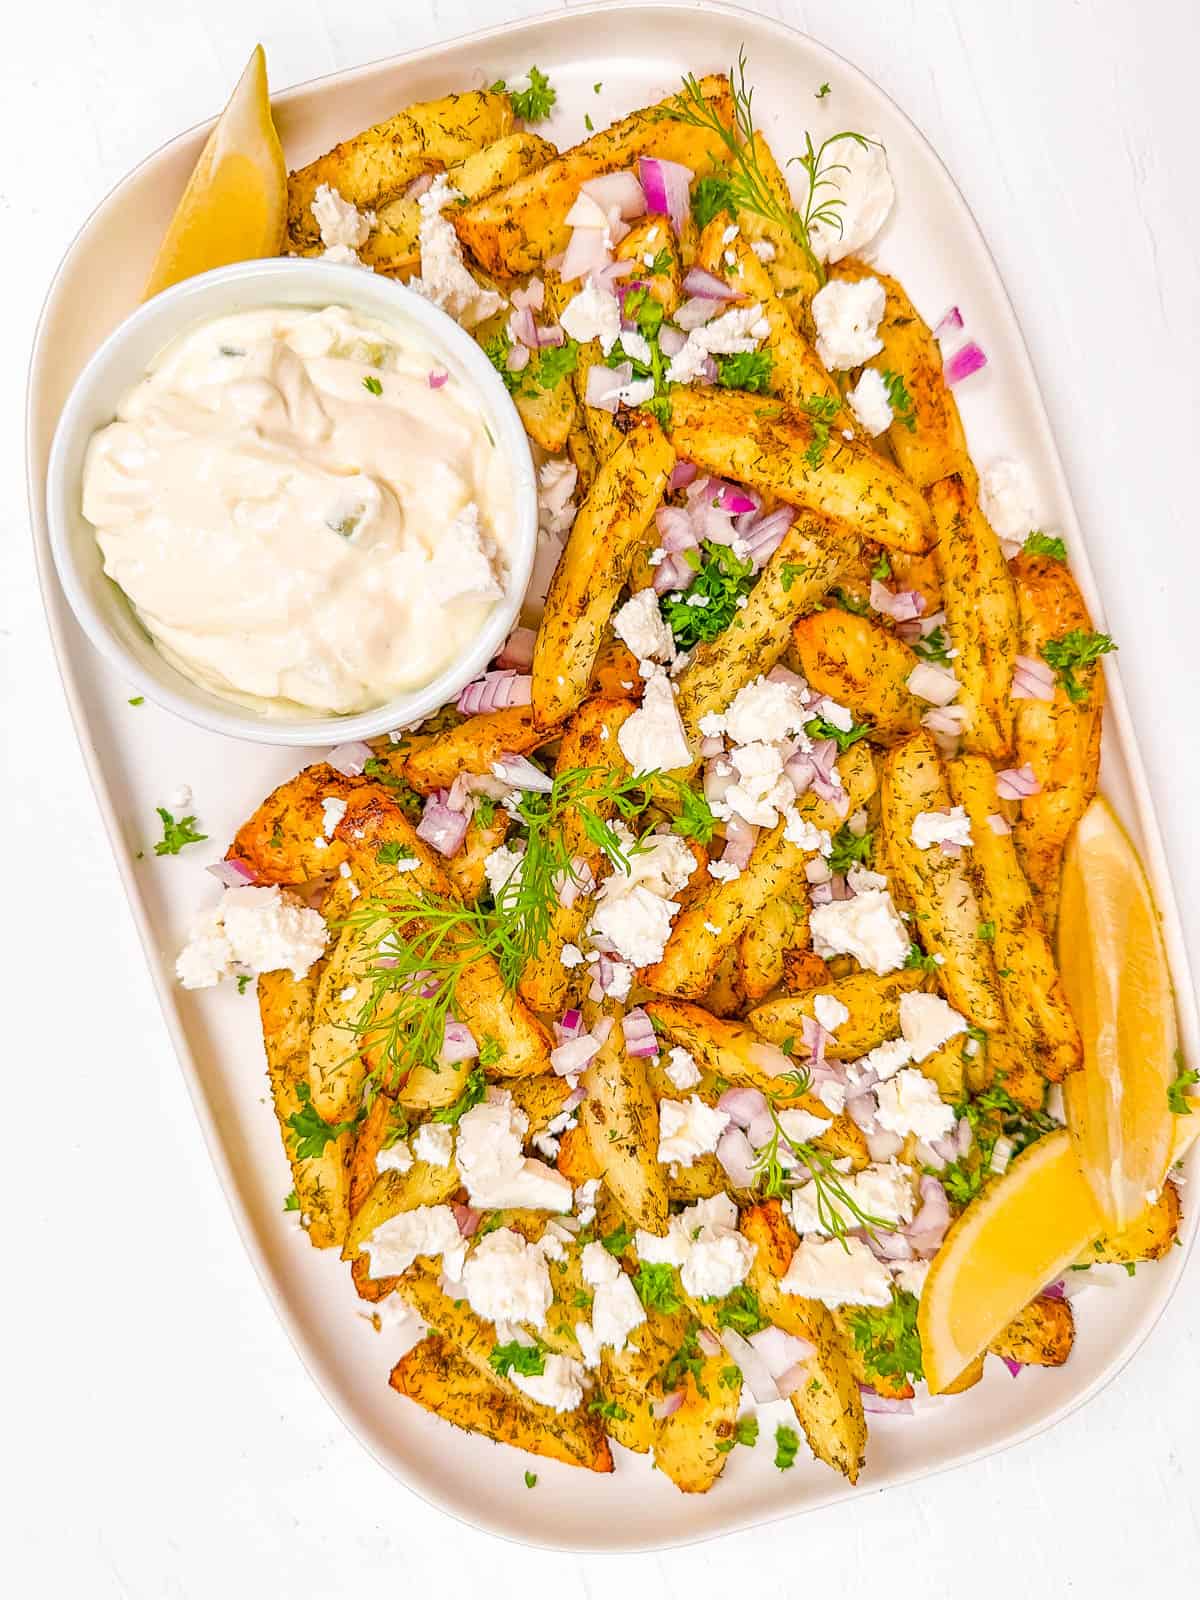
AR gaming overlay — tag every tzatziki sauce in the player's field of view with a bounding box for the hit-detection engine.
[81,304,514,715]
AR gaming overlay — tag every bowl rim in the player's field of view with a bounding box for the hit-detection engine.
[44,255,538,748]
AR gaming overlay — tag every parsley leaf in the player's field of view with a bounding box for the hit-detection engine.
[827,823,873,875]
[1023,530,1067,561]
[871,551,892,581]
[602,1221,634,1257]
[1041,629,1117,704]
[815,82,831,99]
[283,1189,300,1212]
[633,1262,683,1313]
[236,974,252,994]
[128,695,144,706]
[478,1036,503,1069]
[644,247,674,277]
[830,586,871,616]
[799,392,841,470]
[530,338,579,390]
[588,1395,629,1421]
[904,943,939,974]
[670,786,717,846]
[880,369,916,432]
[524,1471,538,1489]
[490,1340,545,1378]
[774,1424,801,1469]
[716,1415,760,1453]
[660,1321,707,1396]
[712,1284,768,1335]
[977,920,996,943]
[660,540,756,649]
[910,625,952,666]
[1168,1051,1198,1115]
[376,840,415,866]
[153,807,208,856]
[362,374,383,396]
[692,171,737,229]
[848,1288,924,1384]
[491,66,556,123]
[805,713,872,754]
[286,1082,360,1160]
[362,758,424,821]
[779,561,808,593]
[431,1066,487,1126]
[715,349,774,393]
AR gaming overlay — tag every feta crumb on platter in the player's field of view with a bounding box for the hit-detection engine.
[780,1234,892,1308]
[176,885,327,989]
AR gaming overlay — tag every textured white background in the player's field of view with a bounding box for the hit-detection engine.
[5,1,1200,1594]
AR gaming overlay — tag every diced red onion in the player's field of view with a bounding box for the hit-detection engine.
[490,753,553,793]
[846,1091,878,1132]
[863,1129,902,1164]
[652,553,691,594]
[584,360,630,413]
[637,156,693,236]
[653,1390,684,1419]
[907,1175,951,1257]
[658,324,687,359]
[932,306,964,341]
[717,485,758,515]
[556,1008,584,1042]
[674,296,722,331]
[908,661,961,706]
[703,756,736,807]
[987,811,1012,836]
[510,304,539,349]
[870,580,926,623]
[427,369,449,389]
[207,857,258,888]
[537,321,566,348]
[800,1014,830,1067]
[1000,1357,1023,1379]
[595,258,636,293]
[715,1126,758,1188]
[404,173,434,201]
[699,734,724,758]
[922,705,967,738]
[1011,654,1056,701]
[742,506,793,570]
[441,1019,479,1062]
[555,856,594,909]
[560,226,611,284]
[669,460,698,491]
[989,1135,1015,1176]
[511,278,545,313]
[622,1008,659,1058]
[416,796,470,858]
[717,1086,769,1128]
[867,1229,913,1262]
[697,1327,722,1358]
[506,342,531,373]
[699,354,719,384]
[681,265,742,302]
[656,504,700,553]
[860,1387,914,1415]
[718,1329,779,1403]
[956,1117,974,1158]
[748,1326,818,1387]
[1042,1279,1066,1302]
[453,1204,482,1238]
[457,670,532,714]
[722,815,758,869]
[550,1033,602,1078]
[996,763,1040,800]
[496,626,536,671]
[945,340,988,386]
[580,170,646,219]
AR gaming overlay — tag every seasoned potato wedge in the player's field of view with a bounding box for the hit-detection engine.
[404,706,557,793]
[948,755,1082,1081]
[532,422,675,726]
[580,1027,669,1234]
[989,1294,1075,1367]
[453,77,733,276]
[614,216,682,311]
[1076,1181,1181,1265]
[1010,551,1106,932]
[391,1336,613,1472]
[791,609,925,740]
[653,1354,742,1494]
[880,733,1004,1030]
[288,90,513,249]
[665,389,934,554]
[928,474,1019,761]
[748,967,928,1058]
[738,890,810,1004]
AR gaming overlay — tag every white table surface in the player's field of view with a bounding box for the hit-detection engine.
[5,1,1199,1593]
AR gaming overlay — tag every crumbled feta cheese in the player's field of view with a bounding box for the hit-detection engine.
[874,1068,956,1142]
[410,174,505,329]
[169,784,193,810]
[577,1240,645,1361]
[321,796,348,836]
[809,888,909,975]
[773,1106,830,1162]
[375,1139,414,1175]
[722,223,741,244]
[710,674,811,746]
[612,587,676,665]
[780,1235,892,1307]
[911,806,973,851]
[806,135,894,264]
[574,1178,601,1226]
[788,1159,915,1237]
[560,943,586,969]
[657,1095,731,1167]
[665,1046,702,1090]
[311,183,376,262]
[617,667,692,775]
[784,811,832,854]
[455,1091,573,1211]
[852,1036,913,1084]
[175,886,327,989]
[560,278,622,354]
[898,992,968,1061]
[707,860,742,882]
[847,367,894,435]
[816,1080,847,1114]
[461,1226,554,1327]
[588,827,694,966]
[811,275,886,370]
[361,1204,466,1280]
[636,1194,755,1299]
[893,1258,930,1298]
[812,993,850,1034]
[483,842,526,901]
[980,458,1038,554]
[750,238,776,263]
[666,304,771,385]
[724,741,796,827]
[817,698,854,733]
[510,1353,587,1412]
[412,1122,454,1168]
[846,864,888,894]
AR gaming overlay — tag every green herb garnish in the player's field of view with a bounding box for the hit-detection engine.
[774,1424,801,1469]
[153,807,207,856]
[1023,531,1067,561]
[490,66,556,122]
[1041,629,1117,704]
[362,374,383,396]
[660,540,756,649]
[715,349,774,393]
[848,1288,923,1384]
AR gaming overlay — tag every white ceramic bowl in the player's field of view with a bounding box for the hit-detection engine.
[45,257,538,746]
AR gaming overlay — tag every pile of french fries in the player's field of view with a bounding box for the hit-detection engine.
[219,69,1180,1492]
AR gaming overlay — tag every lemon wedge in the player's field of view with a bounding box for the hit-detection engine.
[1058,797,1178,1230]
[143,45,286,300]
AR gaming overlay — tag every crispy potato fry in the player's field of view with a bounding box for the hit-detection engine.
[791,609,925,741]
[391,1336,613,1472]
[948,755,1082,1081]
[556,1122,603,1186]
[748,967,928,1058]
[288,90,513,249]
[532,423,675,726]
[595,1359,657,1454]
[615,216,682,311]
[702,944,748,1018]
[1010,551,1106,932]
[734,134,822,333]
[653,1354,742,1494]
[928,474,1019,760]
[834,258,975,491]
[404,706,557,793]
[506,1073,576,1136]
[647,743,877,997]
[665,389,934,554]
[543,270,625,465]
[782,948,832,992]
[919,1035,966,1101]
[230,763,364,884]
[258,966,351,1249]
[567,415,600,496]
[880,733,1004,1030]
[580,1025,669,1235]
[989,1294,1074,1367]
[453,78,733,277]
[343,1159,462,1259]
[1076,1181,1181,1264]
[673,508,852,737]
[738,889,810,1004]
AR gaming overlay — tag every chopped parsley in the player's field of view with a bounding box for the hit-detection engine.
[632,1262,682,1312]
[376,840,415,866]
[524,1471,538,1489]
[815,82,831,99]
[478,1036,503,1069]
[236,974,253,994]
[827,823,873,876]
[602,1220,634,1257]
[430,1065,487,1126]
[805,712,872,754]
[830,586,871,616]
[660,540,756,649]
[584,113,594,132]
[712,1284,769,1335]
[1023,530,1067,561]
[490,1340,545,1378]
[490,66,556,123]
[128,695,144,706]
[483,332,523,393]
[779,561,808,593]
[848,1288,924,1385]
[977,920,996,943]
[153,807,207,856]
[529,338,580,390]
[362,758,424,821]
[660,1320,707,1395]
[880,369,916,432]
[1041,629,1117,704]
[871,551,892,581]
[774,1423,801,1469]
[718,1364,741,1389]
[716,1415,760,1453]
[1168,1051,1198,1115]
[715,349,774,393]
[644,247,674,277]
[588,1395,629,1421]
[283,1189,300,1212]
[362,374,383,396]
[692,171,737,229]
[800,393,841,470]
[286,1082,360,1159]
[904,943,939,974]
[910,625,952,666]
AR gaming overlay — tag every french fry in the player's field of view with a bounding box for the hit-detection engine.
[653,1353,742,1494]
[748,967,928,1058]
[404,706,558,793]
[580,1025,669,1235]
[738,889,810,1004]
[988,1294,1074,1368]
[791,609,925,741]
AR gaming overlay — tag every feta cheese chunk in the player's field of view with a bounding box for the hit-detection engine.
[617,667,692,775]
[811,276,886,371]
[780,1235,892,1308]
[874,1068,957,1142]
[665,1046,702,1091]
[311,183,376,261]
[510,1353,587,1412]
[657,1096,731,1167]
[612,587,676,665]
[723,740,796,827]
[375,1138,414,1175]
[847,367,893,436]
[809,887,909,975]
[560,278,622,355]
[455,1091,573,1211]
[412,1122,454,1168]
[911,806,973,851]
[893,1258,930,1298]
[898,992,968,1062]
[665,304,771,385]
[361,1204,465,1281]
[636,1194,755,1300]
[411,175,504,329]
[980,458,1038,551]
[710,674,811,746]
[788,1159,915,1237]
[175,886,327,989]
[812,993,850,1034]
[588,828,695,966]
[483,842,526,901]
[461,1226,554,1327]
[806,135,894,264]
[577,1240,645,1362]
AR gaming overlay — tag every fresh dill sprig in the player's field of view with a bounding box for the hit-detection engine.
[667,50,876,284]
[751,1096,898,1247]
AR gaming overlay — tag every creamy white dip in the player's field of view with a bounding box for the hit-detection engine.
[81,304,514,716]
